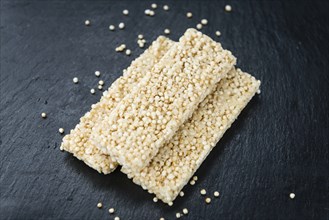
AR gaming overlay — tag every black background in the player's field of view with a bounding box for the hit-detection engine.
[1,0,328,219]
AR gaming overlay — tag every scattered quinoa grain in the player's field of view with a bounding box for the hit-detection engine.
[160,218,165,220]
[196,23,202,30]
[153,197,158,202]
[179,191,184,197]
[98,80,104,85]
[118,22,125,29]
[186,12,192,18]
[257,89,261,94]
[90,89,95,94]
[109,25,115,31]
[225,5,232,12]
[123,9,129,15]
[182,208,188,215]
[149,10,155,16]
[176,213,181,218]
[85,20,90,26]
[138,34,144,39]
[59,128,64,134]
[125,49,131,56]
[114,217,120,220]
[95,71,100,77]
[151,3,157,9]
[73,77,79,84]
[115,44,126,52]
[201,19,208,25]
[215,31,221,36]
[190,180,196,185]
[163,5,169,11]
[98,85,103,90]
[41,112,47,118]
[200,189,206,195]
[214,191,220,197]
[290,193,295,199]
[205,197,211,204]
[164,29,170,35]
[97,202,102,208]
[193,176,198,181]
[145,9,151,15]
[168,202,173,206]
[109,208,115,214]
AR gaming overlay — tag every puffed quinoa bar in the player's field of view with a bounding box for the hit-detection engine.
[91,28,236,174]
[126,68,260,204]
[60,36,174,174]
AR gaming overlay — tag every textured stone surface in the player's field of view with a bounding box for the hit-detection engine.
[0,0,328,219]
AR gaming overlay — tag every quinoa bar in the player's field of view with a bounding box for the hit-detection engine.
[60,36,174,174]
[91,29,236,174]
[126,68,261,204]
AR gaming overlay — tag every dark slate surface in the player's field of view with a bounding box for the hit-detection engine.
[1,0,328,219]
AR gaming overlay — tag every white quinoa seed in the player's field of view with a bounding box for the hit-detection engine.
[200,189,206,195]
[151,3,157,9]
[201,19,208,25]
[153,197,158,202]
[163,5,169,11]
[114,217,120,220]
[125,49,131,56]
[168,202,173,206]
[205,197,211,204]
[160,218,165,220]
[215,31,221,36]
[179,191,184,197]
[109,25,115,31]
[196,23,202,30]
[145,9,151,15]
[98,85,103,90]
[98,80,104,85]
[176,213,181,218]
[138,34,144,39]
[182,208,188,215]
[115,44,126,52]
[123,9,129,15]
[225,5,232,12]
[257,89,261,94]
[73,77,79,84]
[290,193,295,199]
[214,191,220,197]
[118,22,125,29]
[190,180,196,185]
[41,112,47,118]
[59,128,64,134]
[90,89,95,94]
[193,176,198,181]
[164,29,170,35]
[109,208,115,214]
[95,71,100,77]
[85,20,90,26]
[186,12,192,18]
[149,10,155,16]
[97,202,102,208]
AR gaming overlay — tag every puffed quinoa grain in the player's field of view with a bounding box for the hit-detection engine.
[60,37,174,174]
[128,68,260,204]
[92,29,236,175]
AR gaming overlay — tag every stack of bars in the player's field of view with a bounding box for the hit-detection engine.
[61,28,261,205]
